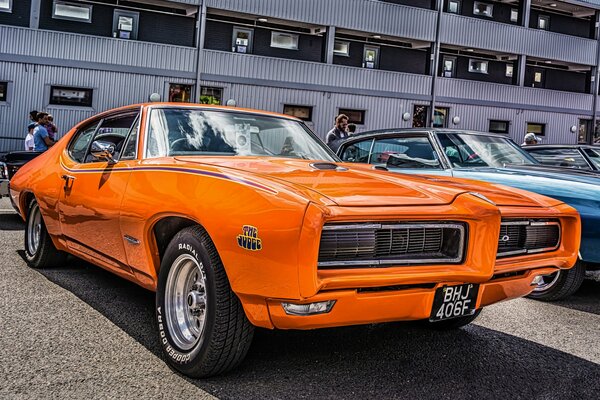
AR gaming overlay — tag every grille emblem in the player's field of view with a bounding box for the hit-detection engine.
[501,235,511,242]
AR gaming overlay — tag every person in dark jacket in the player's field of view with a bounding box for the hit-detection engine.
[325,114,349,148]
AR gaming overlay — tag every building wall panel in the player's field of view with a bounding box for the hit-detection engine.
[0,61,195,152]
[205,0,437,42]
[441,14,597,66]
[0,26,197,72]
[202,50,432,96]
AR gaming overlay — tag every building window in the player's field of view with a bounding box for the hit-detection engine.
[0,0,12,13]
[283,105,313,121]
[489,120,510,134]
[473,2,493,18]
[0,81,7,102]
[333,40,350,57]
[526,122,545,137]
[363,46,379,69]
[448,0,461,14]
[112,10,139,40]
[433,107,449,128]
[271,32,299,50]
[53,1,93,23]
[505,64,514,78]
[339,108,366,125]
[443,56,456,78]
[50,86,93,107]
[199,86,223,105]
[412,105,449,128]
[468,59,488,74]
[168,84,192,102]
[538,15,550,30]
[510,9,518,23]
[232,27,253,54]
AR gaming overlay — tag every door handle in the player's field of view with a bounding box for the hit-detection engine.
[61,174,76,190]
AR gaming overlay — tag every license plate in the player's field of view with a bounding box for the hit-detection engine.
[429,283,479,322]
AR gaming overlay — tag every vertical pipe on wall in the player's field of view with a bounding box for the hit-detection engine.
[195,1,208,102]
[428,0,443,127]
[590,11,600,144]
[518,55,527,87]
[325,26,335,64]
[30,0,41,29]
[521,0,531,27]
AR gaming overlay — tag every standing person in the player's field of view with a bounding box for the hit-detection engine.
[29,110,38,122]
[325,114,349,148]
[347,123,357,135]
[32,112,54,152]
[45,114,57,141]
[521,132,540,146]
[24,122,35,151]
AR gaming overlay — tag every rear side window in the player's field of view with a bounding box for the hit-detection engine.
[527,148,589,169]
[68,122,99,163]
[340,139,373,163]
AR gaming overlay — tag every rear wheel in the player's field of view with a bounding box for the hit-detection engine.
[527,261,586,301]
[156,225,254,378]
[24,199,66,268]
[423,309,482,330]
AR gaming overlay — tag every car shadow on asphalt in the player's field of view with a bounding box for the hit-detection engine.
[0,211,24,231]
[21,252,600,400]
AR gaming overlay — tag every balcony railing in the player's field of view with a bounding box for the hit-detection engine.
[0,25,197,73]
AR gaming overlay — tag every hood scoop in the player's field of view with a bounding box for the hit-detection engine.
[309,162,348,171]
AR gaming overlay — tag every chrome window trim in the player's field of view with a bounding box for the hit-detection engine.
[318,222,466,267]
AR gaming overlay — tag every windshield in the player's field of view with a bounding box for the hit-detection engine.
[437,132,537,168]
[146,108,336,161]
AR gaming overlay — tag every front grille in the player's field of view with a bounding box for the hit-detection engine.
[497,219,560,258]
[318,222,466,269]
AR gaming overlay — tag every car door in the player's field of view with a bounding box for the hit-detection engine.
[59,110,140,271]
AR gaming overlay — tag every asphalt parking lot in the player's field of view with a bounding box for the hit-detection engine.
[1,197,599,399]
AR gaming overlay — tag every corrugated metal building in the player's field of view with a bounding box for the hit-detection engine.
[2,0,600,151]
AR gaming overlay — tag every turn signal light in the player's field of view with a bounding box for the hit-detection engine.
[281,300,336,316]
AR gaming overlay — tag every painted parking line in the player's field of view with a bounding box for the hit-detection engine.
[475,298,600,364]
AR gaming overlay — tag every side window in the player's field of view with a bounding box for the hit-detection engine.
[340,140,373,163]
[84,112,139,163]
[370,137,441,169]
[68,122,99,163]
[120,116,140,160]
[528,149,589,169]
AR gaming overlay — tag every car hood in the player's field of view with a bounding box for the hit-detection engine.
[174,157,471,207]
[453,166,600,203]
[415,174,564,208]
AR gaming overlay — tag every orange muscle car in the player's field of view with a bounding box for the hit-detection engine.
[9,104,580,378]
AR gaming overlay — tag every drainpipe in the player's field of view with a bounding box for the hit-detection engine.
[195,1,208,102]
[521,0,531,27]
[591,11,600,144]
[428,0,443,127]
[30,0,41,29]
[325,26,335,64]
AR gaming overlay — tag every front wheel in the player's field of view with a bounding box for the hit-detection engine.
[156,226,254,378]
[24,198,66,268]
[527,261,586,301]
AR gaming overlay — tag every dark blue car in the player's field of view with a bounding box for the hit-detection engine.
[336,129,600,300]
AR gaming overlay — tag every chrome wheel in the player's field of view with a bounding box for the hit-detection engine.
[164,254,207,351]
[27,203,42,256]
[532,271,561,292]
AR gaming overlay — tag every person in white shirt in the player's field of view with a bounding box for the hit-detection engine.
[25,122,36,151]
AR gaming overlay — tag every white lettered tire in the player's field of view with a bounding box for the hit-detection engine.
[156,226,254,377]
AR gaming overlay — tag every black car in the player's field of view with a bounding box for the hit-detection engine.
[522,144,600,172]
[0,151,42,198]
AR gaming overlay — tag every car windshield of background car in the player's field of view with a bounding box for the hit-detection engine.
[583,148,600,169]
[146,108,335,161]
[437,133,536,168]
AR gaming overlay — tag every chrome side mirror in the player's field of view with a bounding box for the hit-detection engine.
[90,140,116,164]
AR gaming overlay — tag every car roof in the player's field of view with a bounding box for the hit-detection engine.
[340,128,510,143]
[523,144,600,150]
